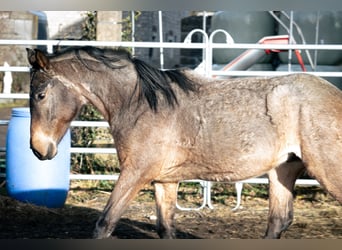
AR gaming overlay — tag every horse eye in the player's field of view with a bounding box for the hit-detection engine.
[37,92,46,101]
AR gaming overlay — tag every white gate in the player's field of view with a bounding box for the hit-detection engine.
[0,31,341,210]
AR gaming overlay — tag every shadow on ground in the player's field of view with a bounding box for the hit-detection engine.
[0,194,199,239]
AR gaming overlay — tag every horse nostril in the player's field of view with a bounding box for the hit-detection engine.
[31,147,44,160]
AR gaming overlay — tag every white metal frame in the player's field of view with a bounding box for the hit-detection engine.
[0,33,340,210]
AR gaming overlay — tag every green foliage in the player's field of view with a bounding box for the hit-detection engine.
[121,11,141,42]
[82,11,97,40]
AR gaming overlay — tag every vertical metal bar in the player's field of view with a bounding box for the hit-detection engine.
[232,182,243,211]
[158,11,164,69]
[288,11,294,72]
[204,181,214,209]
[47,44,53,54]
[131,11,135,56]
[202,11,207,64]
[314,11,320,69]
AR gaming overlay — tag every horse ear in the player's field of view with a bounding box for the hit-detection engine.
[26,48,51,71]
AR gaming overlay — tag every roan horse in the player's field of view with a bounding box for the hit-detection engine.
[27,46,342,239]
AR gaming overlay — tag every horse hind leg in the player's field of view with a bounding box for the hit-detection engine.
[302,157,342,204]
[153,182,178,238]
[264,154,305,239]
[298,101,342,204]
[301,143,342,204]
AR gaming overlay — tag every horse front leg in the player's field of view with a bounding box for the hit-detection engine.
[264,156,305,239]
[93,169,151,239]
[154,182,178,238]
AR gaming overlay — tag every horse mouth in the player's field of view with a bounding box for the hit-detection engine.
[31,148,46,160]
[30,143,56,160]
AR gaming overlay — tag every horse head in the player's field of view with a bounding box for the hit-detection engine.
[27,48,85,160]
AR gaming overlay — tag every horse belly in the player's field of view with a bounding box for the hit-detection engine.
[158,120,279,183]
[193,145,276,183]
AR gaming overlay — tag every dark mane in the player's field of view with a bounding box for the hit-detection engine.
[132,58,197,111]
[53,46,197,111]
[52,46,130,70]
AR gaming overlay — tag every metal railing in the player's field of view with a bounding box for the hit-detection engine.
[0,34,341,209]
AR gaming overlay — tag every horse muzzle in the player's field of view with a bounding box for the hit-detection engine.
[30,136,58,160]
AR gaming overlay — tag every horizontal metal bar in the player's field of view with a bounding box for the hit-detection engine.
[0,120,109,127]
[210,43,342,50]
[1,68,342,79]
[239,178,269,184]
[1,147,116,154]
[0,173,120,181]
[0,66,30,72]
[238,178,319,186]
[0,93,29,99]
[70,121,109,127]
[211,70,342,77]
[0,171,320,186]
[70,147,116,154]
[239,178,320,186]
[69,174,119,181]
[294,179,320,186]
[1,39,341,50]
[179,177,320,186]
[0,40,206,49]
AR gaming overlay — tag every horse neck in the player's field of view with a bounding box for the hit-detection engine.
[54,62,139,122]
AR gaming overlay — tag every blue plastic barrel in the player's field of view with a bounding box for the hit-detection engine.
[6,107,70,208]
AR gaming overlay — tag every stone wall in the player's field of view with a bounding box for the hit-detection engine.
[96,11,122,41]
[0,11,38,93]
[0,11,37,66]
[44,11,87,39]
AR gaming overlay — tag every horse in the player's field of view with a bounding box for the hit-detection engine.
[26,46,342,239]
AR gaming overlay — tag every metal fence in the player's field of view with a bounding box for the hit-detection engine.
[0,33,341,209]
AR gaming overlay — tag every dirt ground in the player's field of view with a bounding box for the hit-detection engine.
[0,180,342,239]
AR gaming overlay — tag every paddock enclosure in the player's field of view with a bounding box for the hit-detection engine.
[1,11,342,239]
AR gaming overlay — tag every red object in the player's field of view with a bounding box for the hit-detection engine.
[259,35,306,72]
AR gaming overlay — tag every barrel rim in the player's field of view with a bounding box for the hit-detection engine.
[11,107,30,117]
